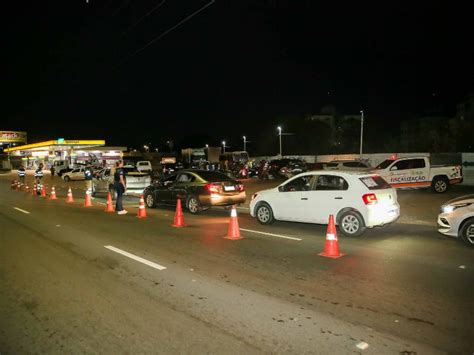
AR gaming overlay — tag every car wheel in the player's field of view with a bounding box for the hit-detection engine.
[431,176,449,193]
[186,195,202,214]
[459,217,474,248]
[338,210,366,237]
[64,176,70,182]
[145,193,155,208]
[255,202,275,225]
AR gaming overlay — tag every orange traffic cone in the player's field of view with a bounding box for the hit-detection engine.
[137,194,147,218]
[16,181,21,191]
[49,186,57,200]
[319,215,345,258]
[25,184,30,193]
[11,180,17,190]
[41,184,47,197]
[66,187,74,203]
[172,198,186,227]
[32,183,37,195]
[104,192,114,212]
[224,205,243,240]
[84,189,92,207]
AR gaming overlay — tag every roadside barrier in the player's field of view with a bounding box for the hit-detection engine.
[224,205,243,240]
[49,186,57,200]
[66,187,74,203]
[172,199,186,227]
[105,192,114,212]
[41,184,47,198]
[319,215,345,258]
[84,190,92,207]
[137,195,147,218]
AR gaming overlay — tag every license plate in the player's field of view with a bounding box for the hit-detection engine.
[224,185,235,191]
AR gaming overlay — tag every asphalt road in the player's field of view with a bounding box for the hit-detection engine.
[1,173,473,354]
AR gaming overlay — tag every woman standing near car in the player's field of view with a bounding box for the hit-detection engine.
[114,161,127,215]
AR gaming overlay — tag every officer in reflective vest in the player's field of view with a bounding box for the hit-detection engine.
[17,164,26,186]
[84,163,93,195]
[34,163,44,194]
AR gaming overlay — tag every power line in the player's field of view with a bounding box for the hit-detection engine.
[117,0,215,67]
[122,0,167,36]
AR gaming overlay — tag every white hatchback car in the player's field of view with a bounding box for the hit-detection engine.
[63,167,85,182]
[437,195,474,247]
[250,171,400,236]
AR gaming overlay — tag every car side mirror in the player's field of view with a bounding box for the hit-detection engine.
[390,166,398,171]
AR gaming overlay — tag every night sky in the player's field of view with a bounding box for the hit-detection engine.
[3,1,473,154]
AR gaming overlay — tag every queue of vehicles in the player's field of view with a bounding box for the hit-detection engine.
[54,153,471,247]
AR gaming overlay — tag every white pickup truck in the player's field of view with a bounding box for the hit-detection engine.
[372,156,463,193]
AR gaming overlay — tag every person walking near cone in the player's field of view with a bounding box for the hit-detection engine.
[84,162,94,198]
[17,164,26,189]
[34,163,44,195]
[114,161,127,215]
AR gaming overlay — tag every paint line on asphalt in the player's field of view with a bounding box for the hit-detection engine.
[104,245,167,271]
[13,207,30,214]
[240,228,302,241]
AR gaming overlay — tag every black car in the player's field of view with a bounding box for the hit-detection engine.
[269,159,306,177]
[143,170,246,214]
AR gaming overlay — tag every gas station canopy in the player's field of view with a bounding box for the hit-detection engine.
[4,139,106,153]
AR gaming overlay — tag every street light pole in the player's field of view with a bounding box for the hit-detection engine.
[243,136,246,152]
[359,110,364,158]
[277,126,282,157]
[222,141,226,154]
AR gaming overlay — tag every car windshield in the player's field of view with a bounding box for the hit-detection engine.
[375,159,394,169]
[197,171,234,182]
[359,176,391,190]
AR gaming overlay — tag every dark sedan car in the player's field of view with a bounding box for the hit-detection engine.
[143,170,246,213]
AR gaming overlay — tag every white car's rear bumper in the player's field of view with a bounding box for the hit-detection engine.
[366,203,400,227]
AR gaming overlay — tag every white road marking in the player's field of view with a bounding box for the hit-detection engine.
[104,245,167,271]
[14,207,30,214]
[240,228,302,241]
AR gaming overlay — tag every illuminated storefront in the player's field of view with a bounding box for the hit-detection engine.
[4,139,125,169]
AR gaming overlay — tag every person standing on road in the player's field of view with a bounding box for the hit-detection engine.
[114,161,127,215]
[17,164,26,187]
[50,165,55,177]
[34,163,44,194]
[84,163,93,197]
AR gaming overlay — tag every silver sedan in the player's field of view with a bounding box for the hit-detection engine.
[438,195,474,247]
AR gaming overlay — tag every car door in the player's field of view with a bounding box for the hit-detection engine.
[306,174,350,224]
[387,158,430,187]
[155,174,177,203]
[270,174,316,222]
[171,172,196,201]
[69,169,79,180]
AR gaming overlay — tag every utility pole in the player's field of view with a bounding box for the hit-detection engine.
[359,110,364,158]
[277,126,282,157]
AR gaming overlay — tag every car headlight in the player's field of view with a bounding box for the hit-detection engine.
[441,203,471,214]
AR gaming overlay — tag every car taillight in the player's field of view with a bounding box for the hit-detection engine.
[237,184,244,192]
[205,183,220,194]
[362,193,378,205]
